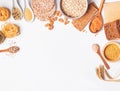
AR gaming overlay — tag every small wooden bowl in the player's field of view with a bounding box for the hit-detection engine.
[102,42,120,62]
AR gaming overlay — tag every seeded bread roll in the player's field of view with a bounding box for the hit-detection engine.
[104,19,120,40]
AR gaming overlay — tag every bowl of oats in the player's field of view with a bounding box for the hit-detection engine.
[60,0,88,19]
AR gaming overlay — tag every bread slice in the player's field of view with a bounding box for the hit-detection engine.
[104,19,120,40]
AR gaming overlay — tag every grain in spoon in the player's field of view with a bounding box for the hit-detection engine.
[0,46,20,53]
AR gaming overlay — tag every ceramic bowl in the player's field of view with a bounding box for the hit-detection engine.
[59,0,88,19]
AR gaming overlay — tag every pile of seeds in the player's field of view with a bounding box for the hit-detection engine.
[12,7,22,20]
[31,0,56,21]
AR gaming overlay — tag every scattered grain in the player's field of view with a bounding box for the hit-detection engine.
[45,10,71,30]
[55,11,62,17]
[64,20,70,25]
[58,18,64,23]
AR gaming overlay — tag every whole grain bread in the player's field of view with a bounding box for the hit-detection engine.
[104,19,120,40]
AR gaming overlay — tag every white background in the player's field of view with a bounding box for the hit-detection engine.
[0,0,120,91]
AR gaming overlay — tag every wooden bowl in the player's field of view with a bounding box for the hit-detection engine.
[102,42,120,62]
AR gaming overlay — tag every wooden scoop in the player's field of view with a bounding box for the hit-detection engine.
[89,0,105,33]
[0,46,20,53]
[92,44,110,70]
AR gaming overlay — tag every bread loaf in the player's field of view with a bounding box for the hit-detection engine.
[104,19,120,40]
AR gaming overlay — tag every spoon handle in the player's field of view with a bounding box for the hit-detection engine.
[25,0,29,7]
[0,49,8,52]
[98,51,110,70]
[99,0,105,13]
[13,0,18,7]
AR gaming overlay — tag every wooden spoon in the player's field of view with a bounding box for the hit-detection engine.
[92,44,110,70]
[89,0,105,33]
[0,46,20,53]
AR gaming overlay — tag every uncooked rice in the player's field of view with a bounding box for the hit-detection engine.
[61,0,87,18]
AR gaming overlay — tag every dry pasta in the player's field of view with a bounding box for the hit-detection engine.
[2,23,20,38]
[0,7,10,21]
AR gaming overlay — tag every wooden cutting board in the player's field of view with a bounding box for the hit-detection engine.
[103,1,120,24]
